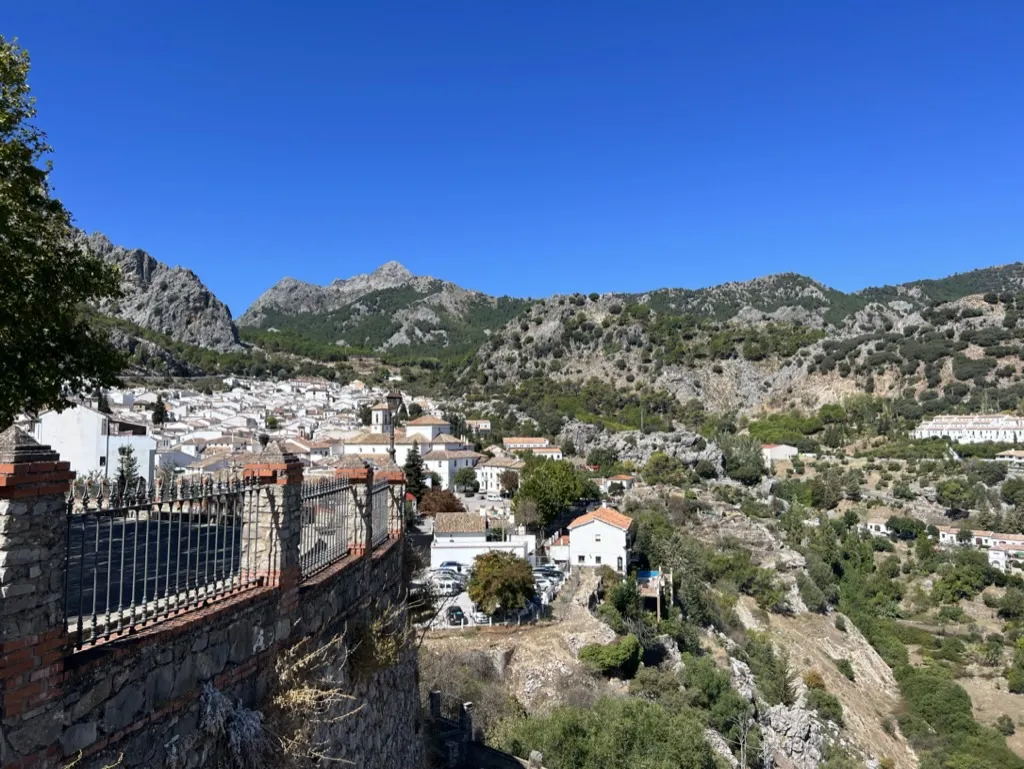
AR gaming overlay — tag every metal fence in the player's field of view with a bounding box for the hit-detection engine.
[65,476,262,649]
[371,479,390,549]
[299,477,351,579]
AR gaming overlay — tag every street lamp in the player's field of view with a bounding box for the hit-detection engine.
[386,389,403,464]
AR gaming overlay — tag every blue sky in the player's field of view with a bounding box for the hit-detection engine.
[7,2,1024,316]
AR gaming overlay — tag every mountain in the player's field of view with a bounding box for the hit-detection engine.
[80,232,241,352]
[237,262,532,358]
[457,265,1024,418]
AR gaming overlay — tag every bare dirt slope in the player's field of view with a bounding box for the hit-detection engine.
[421,570,620,712]
[738,597,918,769]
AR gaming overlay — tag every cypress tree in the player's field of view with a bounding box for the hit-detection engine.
[403,442,427,501]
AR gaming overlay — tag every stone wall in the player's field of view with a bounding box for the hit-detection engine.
[0,429,421,769]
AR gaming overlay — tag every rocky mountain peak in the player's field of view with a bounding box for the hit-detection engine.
[372,260,414,281]
[80,231,241,352]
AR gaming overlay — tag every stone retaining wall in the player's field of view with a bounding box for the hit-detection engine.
[0,429,422,769]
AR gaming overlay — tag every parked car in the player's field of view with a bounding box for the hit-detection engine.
[431,569,466,585]
[433,579,462,597]
[470,606,491,624]
[439,561,465,573]
[446,606,466,626]
[486,493,501,502]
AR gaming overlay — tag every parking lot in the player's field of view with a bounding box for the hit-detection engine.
[420,562,567,631]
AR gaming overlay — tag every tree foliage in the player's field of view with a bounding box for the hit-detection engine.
[467,551,535,614]
[0,37,124,427]
[403,443,427,502]
[418,488,464,514]
[515,458,584,525]
[491,697,717,769]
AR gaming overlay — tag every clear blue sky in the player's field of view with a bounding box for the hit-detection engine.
[7,2,1024,316]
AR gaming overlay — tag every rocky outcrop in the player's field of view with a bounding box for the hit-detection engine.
[761,704,829,769]
[80,232,241,351]
[558,420,724,473]
[238,261,421,325]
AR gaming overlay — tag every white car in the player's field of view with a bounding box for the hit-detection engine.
[486,493,501,502]
[432,578,462,597]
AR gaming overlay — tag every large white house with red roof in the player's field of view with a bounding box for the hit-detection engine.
[567,507,634,573]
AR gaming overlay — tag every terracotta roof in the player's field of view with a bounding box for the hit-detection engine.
[504,437,549,445]
[568,506,633,531]
[433,513,486,534]
[478,456,525,470]
[408,416,449,426]
[609,474,635,481]
[422,450,484,461]
[370,402,390,410]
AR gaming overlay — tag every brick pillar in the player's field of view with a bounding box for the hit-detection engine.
[242,442,303,616]
[0,427,74,769]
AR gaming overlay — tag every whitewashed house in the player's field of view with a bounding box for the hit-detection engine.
[32,405,158,486]
[761,444,799,467]
[429,513,533,569]
[567,507,634,573]
[503,437,550,451]
[475,456,525,495]
[423,450,485,490]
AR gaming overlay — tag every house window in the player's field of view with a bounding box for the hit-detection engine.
[99,456,106,467]
[594,533,601,542]
[595,556,602,565]
[578,555,585,564]
[617,556,623,572]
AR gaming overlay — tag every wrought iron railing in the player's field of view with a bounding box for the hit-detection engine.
[371,479,390,549]
[65,475,263,649]
[299,477,351,579]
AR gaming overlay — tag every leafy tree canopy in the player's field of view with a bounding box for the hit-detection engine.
[0,37,124,426]
[466,551,535,614]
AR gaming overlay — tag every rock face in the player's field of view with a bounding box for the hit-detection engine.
[761,704,828,769]
[238,261,528,352]
[558,420,724,474]
[80,232,240,351]
[238,261,420,325]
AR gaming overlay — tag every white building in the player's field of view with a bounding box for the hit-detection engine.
[406,415,451,442]
[32,405,158,486]
[466,419,492,435]
[429,513,534,569]
[996,449,1024,468]
[599,474,637,494]
[567,506,634,573]
[503,437,550,451]
[422,450,485,490]
[913,414,1024,444]
[761,444,799,466]
[475,456,525,495]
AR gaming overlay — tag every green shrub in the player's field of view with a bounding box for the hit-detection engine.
[578,634,641,678]
[834,658,855,681]
[834,615,847,632]
[996,714,1016,737]
[806,687,844,726]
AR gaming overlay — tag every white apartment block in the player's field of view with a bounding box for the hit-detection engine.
[913,414,1024,444]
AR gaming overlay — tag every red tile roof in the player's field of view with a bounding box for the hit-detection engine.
[568,506,633,531]
[408,416,449,426]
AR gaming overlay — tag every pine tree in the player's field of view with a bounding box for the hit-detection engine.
[403,442,426,501]
[152,394,168,425]
[116,445,139,495]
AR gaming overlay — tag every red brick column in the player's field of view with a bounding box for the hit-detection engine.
[0,427,74,769]
[242,442,303,615]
